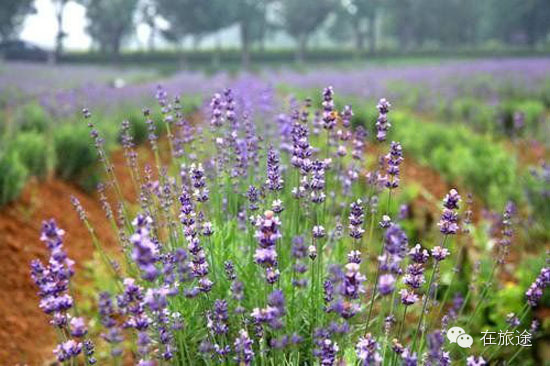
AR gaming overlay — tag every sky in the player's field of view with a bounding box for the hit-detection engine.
[20,0,91,50]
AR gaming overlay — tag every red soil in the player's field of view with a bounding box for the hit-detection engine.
[0,178,116,365]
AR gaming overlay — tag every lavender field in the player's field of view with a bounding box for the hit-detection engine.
[1,57,550,365]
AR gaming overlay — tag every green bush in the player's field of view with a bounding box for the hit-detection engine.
[10,131,53,178]
[388,111,518,207]
[15,102,51,133]
[448,97,496,133]
[0,151,28,205]
[498,99,545,136]
[54,124,98,190]
[524,166,550,242]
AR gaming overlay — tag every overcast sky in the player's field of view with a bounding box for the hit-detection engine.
[20,0,91,50]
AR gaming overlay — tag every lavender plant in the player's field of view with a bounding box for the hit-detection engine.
[30,85,546,365]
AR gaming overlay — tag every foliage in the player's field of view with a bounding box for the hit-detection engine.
[53,124,98,190]
[10,131,53,178]
[0,151,28,205]
[15,102,51,133]
[389,111,519,208]
[77,0,139,55]
[0,0,35,41]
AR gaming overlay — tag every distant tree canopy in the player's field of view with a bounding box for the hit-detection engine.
[0,0,35,41]
[3,0,550,60]
[279,0,336,61]
[78,0,139,55]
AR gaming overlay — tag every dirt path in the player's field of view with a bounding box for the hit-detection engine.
[0,180,117,365]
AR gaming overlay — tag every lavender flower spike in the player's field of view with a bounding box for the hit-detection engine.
[375,98,392,141]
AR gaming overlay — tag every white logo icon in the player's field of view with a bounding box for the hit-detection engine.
[457,334,474,348]
[447,326,473,348]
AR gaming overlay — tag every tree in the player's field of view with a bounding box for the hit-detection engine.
[232,0,271,68]
[487,0,550,47]
[0,0,35,41]
[139,0,159,51]
[156,0,232,64]
[79,0,139,55]
[53,0,69,59]
[279,0,335,62]
[329,0,380,53]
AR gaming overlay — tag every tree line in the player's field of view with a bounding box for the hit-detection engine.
[2,0,550,64]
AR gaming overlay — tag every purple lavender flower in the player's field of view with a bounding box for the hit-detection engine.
[438,189,461,235]
[400,289,419,305]
[130,215,159,281]
[355,334,381,365]
[266,146,283,191]
[378,274,396,296]
[322,86,336,130]
[53,340,82,362]
[30,220,76,331]
[401,348,418,366]
[431,246,450,261]
[234,329,254,365]
[466,356,487,366]
[247,185,260,211]
[384,141,403,189]
[349,199,365,239]
[505,313,520,328]
[409,244,430,264]
[526,267,550,307]
[207,300,229,335]
[210,93,223,127]
[375,98,391,142]
[342,105,353,128]
[70,317,88,337]
[340,262,366,304]
[254,210,282,283]
[313,225,326,238]
[315,338,339,366]
[426,330,451,366]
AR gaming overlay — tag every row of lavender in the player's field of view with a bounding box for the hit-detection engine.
[31,82,549,365]
[273,58,550,140]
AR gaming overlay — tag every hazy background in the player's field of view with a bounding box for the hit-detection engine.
[4,0,550,68]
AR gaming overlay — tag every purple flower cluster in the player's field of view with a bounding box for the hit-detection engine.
[254,210,282,284]
[179,190,212,293]
[425,330,451,366]
[322,86,336,130]
[348,199,365,239]
[438,189,461,235]
[378,224,409,295]
[234,329,254,365]
[382,141,403,189]
[131,215,159,281]
[375,98,391,141]
[526,267,550,307]
[355,334,382,365]
[266,146,284,191]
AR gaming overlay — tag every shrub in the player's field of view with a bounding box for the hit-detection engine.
[390,111,519,207]
[498,99,545,136]
[448,97,496,133]
[15,102,51,133]
[53,124,98,190]
[10,131,53,178]
[0,151,28,205]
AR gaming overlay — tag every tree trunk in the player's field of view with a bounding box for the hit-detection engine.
[212,34,221,69]
[240,22,250,69]
[368,11,377,55]
[148,22,156,51]
[352,18,365,59]
[295,33,307,63]
[54,1,66,63]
